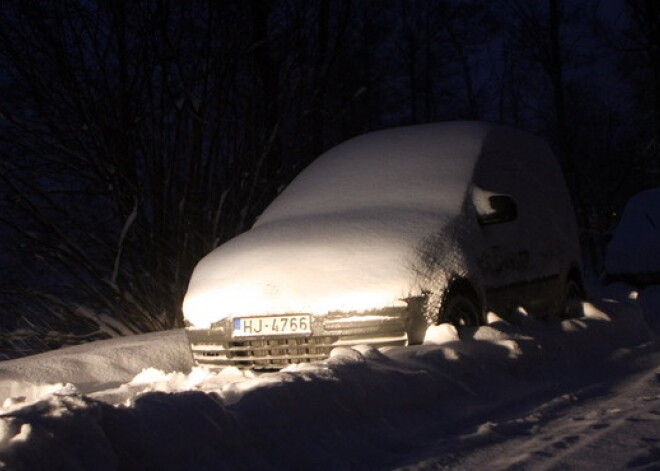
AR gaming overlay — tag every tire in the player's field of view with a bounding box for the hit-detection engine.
[560,278,584,319]
[439,287,482,327]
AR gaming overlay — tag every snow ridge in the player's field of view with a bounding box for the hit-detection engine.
[0,293,653,470]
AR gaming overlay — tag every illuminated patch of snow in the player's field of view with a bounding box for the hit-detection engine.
[10,424,31,444]
[486,311,506,324]
[423,322,460,344]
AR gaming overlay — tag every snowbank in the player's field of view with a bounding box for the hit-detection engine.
[0,291,654,470]
[0,330,192,406]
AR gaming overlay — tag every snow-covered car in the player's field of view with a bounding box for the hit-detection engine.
[183,121,583,368]
[604,188,660,287]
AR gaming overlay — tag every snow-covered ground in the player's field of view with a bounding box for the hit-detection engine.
[0,280,658,470]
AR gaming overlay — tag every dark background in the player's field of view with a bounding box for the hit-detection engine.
[0,0,657,357]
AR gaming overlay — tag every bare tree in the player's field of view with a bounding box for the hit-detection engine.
[0,0,369,355]
[0,0,276,346]
[396,0,497,123]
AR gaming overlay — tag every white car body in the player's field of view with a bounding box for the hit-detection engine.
[183,122,582,368]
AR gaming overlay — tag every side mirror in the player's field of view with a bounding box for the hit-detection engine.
[477,194,518,226]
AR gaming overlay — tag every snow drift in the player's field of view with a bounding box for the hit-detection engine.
[0,286,655,470]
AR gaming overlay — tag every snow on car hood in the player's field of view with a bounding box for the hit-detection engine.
[184,210,460,327]
[184,122,490,328]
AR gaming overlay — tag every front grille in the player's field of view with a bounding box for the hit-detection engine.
[191,335,339,369]
[186,309,410,369]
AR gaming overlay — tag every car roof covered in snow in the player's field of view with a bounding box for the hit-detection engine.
[256,122,489,226]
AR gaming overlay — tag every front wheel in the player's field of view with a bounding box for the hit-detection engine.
[560,278,584,319]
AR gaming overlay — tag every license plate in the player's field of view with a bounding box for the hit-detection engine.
[232,315,312,337]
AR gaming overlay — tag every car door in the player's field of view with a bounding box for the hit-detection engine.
[472,185,532,315]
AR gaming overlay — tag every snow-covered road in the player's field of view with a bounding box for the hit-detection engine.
[0,282,658,470]
[397,342,660,470]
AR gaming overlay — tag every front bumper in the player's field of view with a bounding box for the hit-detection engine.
[185,307,410,369]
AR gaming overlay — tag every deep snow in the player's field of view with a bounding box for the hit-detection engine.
[0,280,658,470]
